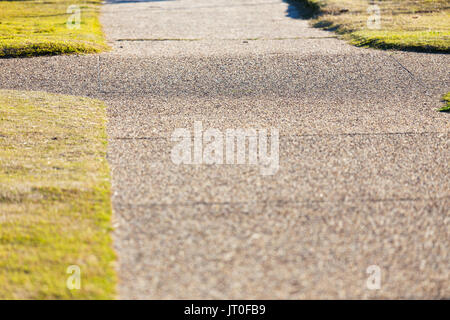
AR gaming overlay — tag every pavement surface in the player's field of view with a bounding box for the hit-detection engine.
[1,0,449,299]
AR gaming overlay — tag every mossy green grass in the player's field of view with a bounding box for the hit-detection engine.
[294,0,450,53]
[439,92,450,112]
[0,0,108,57]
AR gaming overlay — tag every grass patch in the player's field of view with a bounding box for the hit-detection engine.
[0,89,116,299]
[293,0,450,53]
[0,0,108,57]
[439,92,450,112]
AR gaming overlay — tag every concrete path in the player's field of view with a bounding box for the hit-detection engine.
[0,0,448,299]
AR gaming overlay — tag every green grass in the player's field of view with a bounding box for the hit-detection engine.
[0,90,116,299]
[0,0,108,57]
[439,92,450,112]
[293,0,450,53]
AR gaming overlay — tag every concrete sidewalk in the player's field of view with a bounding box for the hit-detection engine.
[0,0,448,299]
[102,0,449,299]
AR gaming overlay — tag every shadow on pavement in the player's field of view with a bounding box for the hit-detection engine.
[282,0,317,19]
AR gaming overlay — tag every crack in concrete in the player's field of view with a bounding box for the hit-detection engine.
[387,53,430,89]
[114,36,338,42]
[114,195,450,209]
[111,131,449,140]
[106,1,282,12]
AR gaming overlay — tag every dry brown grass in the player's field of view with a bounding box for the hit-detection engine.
[0,90,116,299]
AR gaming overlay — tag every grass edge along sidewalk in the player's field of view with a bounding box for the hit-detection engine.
[293,0,450,53]
[0,90,116,299]
[440,92,450,112]
[0,0,108,57]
